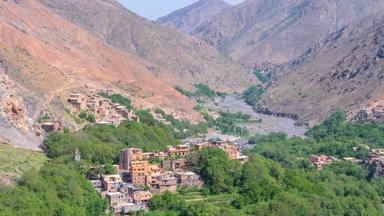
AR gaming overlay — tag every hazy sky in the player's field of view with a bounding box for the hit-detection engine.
[118,0,244,20]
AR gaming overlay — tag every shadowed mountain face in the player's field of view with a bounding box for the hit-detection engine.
[193,0,384,66]
[157,0,231,34]
[259,15,384,126]
[38,0,258,93]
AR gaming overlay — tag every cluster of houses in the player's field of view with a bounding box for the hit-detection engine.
[310,148,384,173]
[355,104,384,122]
[39,90,140,133]
[67,90,139,127]
[310,155,338,170]
[90,140,248,215]
[364,148,384,177]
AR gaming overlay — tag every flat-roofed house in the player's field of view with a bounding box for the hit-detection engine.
[119,148,143,170]
[102,175,123,192]
[133,191,152,204]
[166,144,191,158]
[176,171,204,188]
[106,192,129,207]
[162,158,191,171]
[150,172,178,194]
[130,160,151,186]
[111,203,147,215]
[310,155,337,170]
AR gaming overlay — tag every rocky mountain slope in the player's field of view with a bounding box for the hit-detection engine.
[259,15,384,126]
[157,0,231,34]
[193,0,384,66]
[0,0,204,149]
[38,0,257,92]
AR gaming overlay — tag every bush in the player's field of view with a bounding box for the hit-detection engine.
[86,113,96,123]
[98,93,133,110]
[253,69,271,84]
[243,85,266,107]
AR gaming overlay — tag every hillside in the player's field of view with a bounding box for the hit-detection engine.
[38,0,257,92]
[193,0,384,66]
[0,144,47,185]
[0,0,202,148]
[157,0,231,34]
[259,15,384,126]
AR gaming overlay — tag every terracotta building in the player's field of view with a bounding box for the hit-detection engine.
[68,93,86,112]
[133,191,152,204]
[150,172,178,194]
[130,160,151,186]
[102,175,123,192]
[310,155,337,170]
[166,145,191,158]
[120,148,143,170]
[162,158,191,171]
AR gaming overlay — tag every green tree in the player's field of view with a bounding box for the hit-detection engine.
[191,148,242,194]
[86,113,96,123]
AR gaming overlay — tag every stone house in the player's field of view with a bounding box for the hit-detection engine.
[176,171,204,188]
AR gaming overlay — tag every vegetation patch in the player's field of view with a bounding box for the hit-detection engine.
[175,83,218,100]
[0,144,47,184]
[45,121,179,165]
[79,110,96,123]
[98,93,133,110]
[154,108,208,139]
[253,69,271,84]
[201,111,251,136]
[243,85,267,108]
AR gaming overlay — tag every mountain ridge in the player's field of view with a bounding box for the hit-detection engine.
[0,0,203,149]
[157,0,231,34]
[193,0,384,67]
[259,14,384,126]
[38,0,258,93]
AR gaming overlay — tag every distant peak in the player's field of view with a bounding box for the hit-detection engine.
[157,0,232,33]
[199,0,231,5]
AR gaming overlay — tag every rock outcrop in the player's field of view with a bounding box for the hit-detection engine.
[3,95,25,130]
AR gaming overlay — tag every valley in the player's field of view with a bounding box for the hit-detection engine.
[213,94,307,137]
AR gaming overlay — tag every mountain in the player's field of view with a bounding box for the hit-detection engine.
[157,0,231,34]
[259,14,384,126]
[38,0,257,92]
[193,0,384,66]
[0,0,202,149]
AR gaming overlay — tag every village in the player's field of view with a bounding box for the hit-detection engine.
[40,88,143,134]
[40,88,198,133]
[355,100,384,122]
[39,88,384,215]
[67,90,140,126]
[87,139,249,215]
[310,148,384,174]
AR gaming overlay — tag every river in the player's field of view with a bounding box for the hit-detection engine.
[214,95,308,137]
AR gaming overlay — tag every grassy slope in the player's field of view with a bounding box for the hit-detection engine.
[0,144,47,184]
